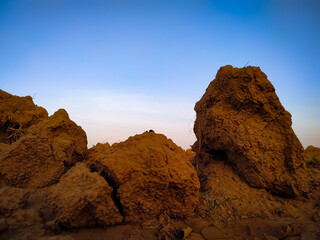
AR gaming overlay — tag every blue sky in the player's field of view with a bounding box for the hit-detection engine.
[1,0,319,149]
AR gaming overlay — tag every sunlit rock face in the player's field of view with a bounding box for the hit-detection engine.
[193,65,308,197]
[87,131,200,222]
[0,109,87,188]
[47,163,123,228]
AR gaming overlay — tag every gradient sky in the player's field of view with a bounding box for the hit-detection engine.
[1,0,319,149]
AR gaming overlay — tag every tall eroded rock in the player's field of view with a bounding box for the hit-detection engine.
[193,65,308,197]
[87,131,200,222]
[0,109,87,188]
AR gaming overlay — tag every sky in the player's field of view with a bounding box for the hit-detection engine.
[0,0,319,149]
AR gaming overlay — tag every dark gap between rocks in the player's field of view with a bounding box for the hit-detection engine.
[207,149,227,161]
[0,121,21,144]
[90,165,125,220]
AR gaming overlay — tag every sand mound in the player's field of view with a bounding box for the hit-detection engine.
[86,131,200,222]
[193,65,308,197]
[0,90,48,144]
[0,109,87,188]
[47,163,123,228]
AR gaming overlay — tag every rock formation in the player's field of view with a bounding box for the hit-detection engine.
[0,109,87,188]
[47,163,123,228]
[304,145,320,188]
[304,145,320,169]
[87,132,200,222]
[0,90,48,144]
[193,65,308,197]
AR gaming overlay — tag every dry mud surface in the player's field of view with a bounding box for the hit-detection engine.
[0,66,319,240]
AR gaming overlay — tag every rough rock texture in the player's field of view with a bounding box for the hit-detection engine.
[304,145,320,169]
[0,187,30,217]
[304,145,320,188]
[193,65,308,197]
[39,237,75,240]
[0,90,48,143]
[47,163,123,228]
[0,186,42,234]
[0,109,87,188]
[193,153,300,222]
[87,132,200,222]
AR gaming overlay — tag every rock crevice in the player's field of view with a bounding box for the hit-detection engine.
[89,166,125,221]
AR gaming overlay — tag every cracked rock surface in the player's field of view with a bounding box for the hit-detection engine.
[0,109,87,188]
[47,163,123,228]
[87,132,200,222]
[193,65,308,197]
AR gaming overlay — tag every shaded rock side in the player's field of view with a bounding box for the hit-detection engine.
[0,90,48,144]
[0,186,30,217]
[0,109,87,188]
[193,65,308,197]
[47,163,123,228]
[193,152,301,223]
[87,131,200,222]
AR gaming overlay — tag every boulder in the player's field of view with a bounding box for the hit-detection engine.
[87,131,200,222]
[47,163,123,228]
[0,109,87,188]
[193,65,308,197]
[0,90,48,143]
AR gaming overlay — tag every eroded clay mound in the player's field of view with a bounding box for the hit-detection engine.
[304,145,320,187]
[194,153,301,221]
[87,131,200,222]
[0,109,87,188]
[47,163,123,228]
[193,65,308,197]
[304,145,320,169]
[0,90,48,144]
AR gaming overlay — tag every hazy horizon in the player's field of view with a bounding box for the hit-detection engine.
[1,0,319,149]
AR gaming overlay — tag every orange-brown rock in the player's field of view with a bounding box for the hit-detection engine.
[185,149,196,162]
[304,145,320,169]
[0,109,87,188]
[193,65,308,197]
[0,187,30,217]
[0,90,48,143]
[304,145,320,187]
[87,132,200,222]
[47,163,123,228]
